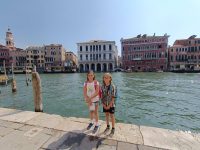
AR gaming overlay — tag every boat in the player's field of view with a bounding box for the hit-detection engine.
[125,68,132,73]
[0,60,13,85]
[0,75,12,85]
[157,70,164,73]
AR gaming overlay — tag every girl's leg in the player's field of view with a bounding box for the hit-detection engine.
[110,114,115,128]
[103,112,110,133]
[109,113,115,136]
[94,104,99,125]
[87,106,94,130]
[105,112,109,126]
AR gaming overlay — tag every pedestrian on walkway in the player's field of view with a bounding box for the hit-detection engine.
[101,73,117,136]
[83,70,100,134]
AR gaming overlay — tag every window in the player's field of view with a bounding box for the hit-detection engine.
[171,56,173,61]
[80,46,82,51]
[93,45,95,51]
[191,47,194,52]
[90,45,92,51]
[96,45,98,51]
[86,54,88,60]
[109,54,112,59]
[99,45,101,51]
[103,54,106,59]
[90,54,92,60]
[109,44,112,50]
[86,46,88,51]
[103,45,106,50]
[80,54,82,60]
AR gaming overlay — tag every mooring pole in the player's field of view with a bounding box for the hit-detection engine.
[32,65,43,112]
[11,63,17,92]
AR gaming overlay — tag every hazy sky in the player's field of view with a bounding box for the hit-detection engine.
[0,0,200,55]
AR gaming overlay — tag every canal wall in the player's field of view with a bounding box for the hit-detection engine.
[0,107,199,150]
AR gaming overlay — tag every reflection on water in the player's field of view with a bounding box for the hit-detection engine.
[0,72,200,132]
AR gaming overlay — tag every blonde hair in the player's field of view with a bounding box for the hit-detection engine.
[103,73,112,85]
[87,70,95,81]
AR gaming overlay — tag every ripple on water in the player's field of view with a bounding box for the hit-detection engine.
[0,72,200,133]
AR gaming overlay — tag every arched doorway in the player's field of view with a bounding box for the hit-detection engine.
[103,63,107,72]
[79,64,84,72]
[91,64,95,71]
[85,64,89,72]
[109,63,113,71]
[97,63,101,72]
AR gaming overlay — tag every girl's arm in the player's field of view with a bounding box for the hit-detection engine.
[102,103,108,110]
[83,85,89,102]
[108,97,115,108]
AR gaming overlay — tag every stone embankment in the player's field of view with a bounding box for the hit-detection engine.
[0,107,199,150]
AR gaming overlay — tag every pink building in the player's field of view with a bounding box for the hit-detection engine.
[121,34,169,72]
[169,35,200,71]
[0,45,10,68]
[0,29,26,72]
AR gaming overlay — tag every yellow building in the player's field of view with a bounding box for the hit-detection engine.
[25,46,45,72]
[44,44,65,71]
[65,51,78,68]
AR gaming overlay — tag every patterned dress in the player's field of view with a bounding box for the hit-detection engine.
[101,83,117,106]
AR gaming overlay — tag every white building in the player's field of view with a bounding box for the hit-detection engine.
[77,40,118,72]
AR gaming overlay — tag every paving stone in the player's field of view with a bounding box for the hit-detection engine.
[0,107,19,117]
[140,126,200,150]
[43,131,99,150]
[19,124,56,136]
[0,129,51,150]
[138,144,159,150]
[54,118,88,133]
[97,144,116,150]
[26,113,65,129]
[117,141,138,150]
[0,126,15,137]
[100,139,117,146]
[105,123,143,144]
[0,120,24,129]
[0,110,40,123]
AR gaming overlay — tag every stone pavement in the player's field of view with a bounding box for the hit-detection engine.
[0,107,199,150]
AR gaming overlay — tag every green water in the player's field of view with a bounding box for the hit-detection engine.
[0,72,200,132]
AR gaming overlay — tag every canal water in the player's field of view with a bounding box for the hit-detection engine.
[0,72,200,133]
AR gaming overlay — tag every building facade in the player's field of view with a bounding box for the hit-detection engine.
[65,51,78,70]
[121,34,169,72]
[44,44,65,71]
[77,40,118,72]
[169,35,200,71]
[0,45,10,69]
[26,46,45,71]
[0,29,26,72]
[10,48,26,70]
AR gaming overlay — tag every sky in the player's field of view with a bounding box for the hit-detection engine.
[0,0,200,56]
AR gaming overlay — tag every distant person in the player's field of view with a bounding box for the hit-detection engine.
[101,73,117,136]
[83,70,100,134]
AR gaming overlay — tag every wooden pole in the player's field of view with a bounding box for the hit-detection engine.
[11,63,17,92]
[32,65,43,112]
[3,60,7,85]
[25,66,29,86]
